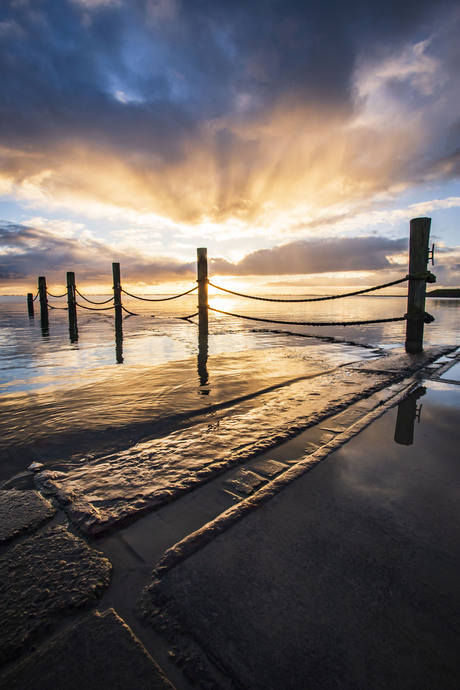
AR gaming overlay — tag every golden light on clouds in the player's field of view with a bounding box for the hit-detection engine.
[1,0,459,294]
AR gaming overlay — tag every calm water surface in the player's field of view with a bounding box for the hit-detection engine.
[1,293,459,394]
[0,293,458,482]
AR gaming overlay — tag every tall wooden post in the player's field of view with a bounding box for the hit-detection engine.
[197,247,208,338]
[27,293,34,318]
[112,262,123,363]
[38,276,49,333]
[112,262,122,321]
[67,271,78,342]
[405,218,434,353]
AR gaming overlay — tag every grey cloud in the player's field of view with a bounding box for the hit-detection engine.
[210,236,408,276]
[0,222,195,286]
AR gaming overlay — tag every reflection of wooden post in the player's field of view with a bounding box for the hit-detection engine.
[405,218,433,353]
[115,316,123,364]
[38,276,48,332]
[112,262,123,363]
[67,271,78,342]
[394,386,426,445]
[198,329,209,390]
[197,248,208,341]
[27,293,34,318]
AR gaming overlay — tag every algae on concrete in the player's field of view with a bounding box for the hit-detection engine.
[0,489,56,543]
[0,525,111,667]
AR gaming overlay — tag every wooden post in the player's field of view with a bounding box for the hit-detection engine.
[38,276,49,332]
[197,248,208,339]
[112,262,122,321]
[67,271,78,342]
[112,262,123,363]
[405,218,433,353]
[27,293,34,318]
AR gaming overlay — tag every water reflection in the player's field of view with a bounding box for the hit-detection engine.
[40,314,49,338]
[394,386,426,446]
[198,329,209,392]
[115,313,124,364]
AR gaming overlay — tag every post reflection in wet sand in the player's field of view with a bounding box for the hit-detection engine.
[394,385,426,446]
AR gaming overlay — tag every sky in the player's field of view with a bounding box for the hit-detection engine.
[0,0,459,295]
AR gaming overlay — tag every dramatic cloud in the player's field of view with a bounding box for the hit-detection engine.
[0,0,459,292]
[1,0,459,225]
[0,221,194,289]
[211,237,408,276]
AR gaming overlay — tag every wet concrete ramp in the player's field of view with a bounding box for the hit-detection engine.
[140,379,460,690]
[36,346,451,536]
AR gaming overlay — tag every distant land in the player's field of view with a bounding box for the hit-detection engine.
[427,288,460,298]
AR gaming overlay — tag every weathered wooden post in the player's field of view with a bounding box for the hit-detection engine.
[112,263,122,320]
[66,271,78,342]
[27,293,34,318]
[405,217,435,353]
[197,248,209,387]
[112,262,123,364]
[197,247,208,332]
[38,276,49,332]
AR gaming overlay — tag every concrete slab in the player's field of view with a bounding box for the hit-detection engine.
[140,380,460,690]
[0,525,111,667]
[36,346,453,537]
[0,489,56,543]
[222,469,266,496]
[1,608,173,690]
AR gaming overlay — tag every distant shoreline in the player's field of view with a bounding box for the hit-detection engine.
[427,288,460,298]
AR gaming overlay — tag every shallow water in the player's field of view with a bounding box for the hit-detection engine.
[1,294,459,484]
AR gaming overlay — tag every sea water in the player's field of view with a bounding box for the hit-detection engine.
[0,293,458,483]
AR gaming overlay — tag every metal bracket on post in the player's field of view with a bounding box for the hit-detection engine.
[428,244,435,266]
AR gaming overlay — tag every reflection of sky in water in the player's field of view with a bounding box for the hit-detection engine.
[0,295,459,395]
[440,361,460,381]
[328,381,460,524]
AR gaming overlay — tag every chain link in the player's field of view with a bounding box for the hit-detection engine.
[121,285,197,301]
[208,276,409,303]
[209,306,408,327]
[75,289,114,305]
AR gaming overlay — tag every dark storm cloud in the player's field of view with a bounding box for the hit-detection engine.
[1,0,457,161]
[0,222,194,286]
[211,236,408,275]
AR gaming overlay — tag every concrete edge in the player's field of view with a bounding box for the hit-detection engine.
[149,377,420,581]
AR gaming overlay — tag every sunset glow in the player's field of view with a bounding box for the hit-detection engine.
[1,0,459,295]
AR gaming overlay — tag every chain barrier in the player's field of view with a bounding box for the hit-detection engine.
[179,312,199,320]
[48,303,68,311]
[209,305,409,327]
[121,285,197,301]
[75,289,114,305]
[46,289,67,298]
[75,302,115,312]
[33,291,39,301]
[122,305,138,316]
[207,276,409,303]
